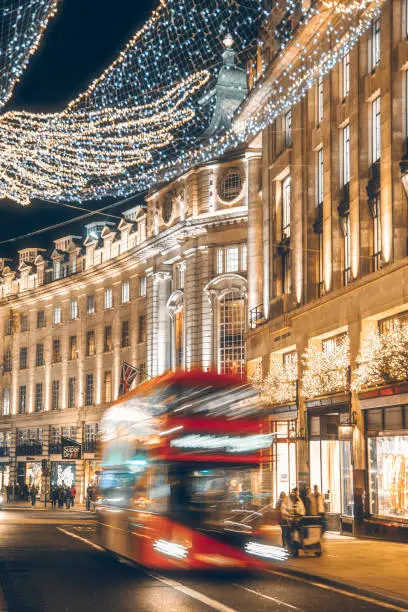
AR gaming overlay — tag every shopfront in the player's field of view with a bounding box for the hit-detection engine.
[266,407,298,506]
[308,402,354,533]
[363,400,408,538]
[17,461,43,494]
[51,461,76,488]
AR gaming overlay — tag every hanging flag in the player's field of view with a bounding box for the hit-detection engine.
[119,361,139,397]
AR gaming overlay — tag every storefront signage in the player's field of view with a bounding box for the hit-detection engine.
[61,437,81,460]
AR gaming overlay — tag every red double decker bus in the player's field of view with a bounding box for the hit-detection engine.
[96,370,286,569]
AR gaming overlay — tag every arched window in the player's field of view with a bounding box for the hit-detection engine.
[219,290,245,376]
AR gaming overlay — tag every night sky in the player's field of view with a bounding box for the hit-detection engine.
[0,0,157,259]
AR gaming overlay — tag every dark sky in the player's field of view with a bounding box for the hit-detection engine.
[0,0,157,260]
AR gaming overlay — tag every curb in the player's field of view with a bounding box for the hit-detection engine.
[268,565,408,610]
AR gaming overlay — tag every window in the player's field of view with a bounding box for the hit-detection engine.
[19,347,28,370]
[20,314,29,332]
[52,338,61,363]
[178,263,185,290]
[3,388,10,416]
[342,125,350,186]
[284,110,292,147]
[121,320,129,348]
[70,299,78,320]
[104,287,113,309]
[372,97,381,163]
[139,276,146,297]
[85,423,98,442]
[342,52,350,99]
[35,383,43,412]
[54,260,61,280]
[226,246,239,273]
[138,315,146,343]
[372,194,382,271]
[104,325,113,352]
[51,380,60,411]
[121,280,130,303]
[37,310,45,329]
[53,305,61,325]
[3,348,12,372]
[217,249,224,274]
[219,290,245,376]
[68,377,76,409]
[5,318,13,336]
[282,176,291,238]
[317,76,324,124]
[318,232,324,297]
[322,333,346,356]
[241,244,247,271]
[174,310,184,369]
[19,385,26,414]
[69,335,77,360]
[86,330,95,356]
[371,18,380,69]
[219,170,243,202]
[317,148,324,206]
[85,374,94,406]
[32,345,43,370]
[344,215,351,286]
[87,295,95,314]
[104,371,112,404]
[71,255,77,274]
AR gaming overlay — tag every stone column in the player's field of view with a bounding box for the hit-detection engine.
[147,271,172,377]
[246,151,263,318]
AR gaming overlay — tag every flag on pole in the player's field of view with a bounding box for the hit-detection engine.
[119,361,139,397]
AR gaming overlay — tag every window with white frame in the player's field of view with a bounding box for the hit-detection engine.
[85,374,94,406]
[372,96,381,163]
[371,18,380,70]
[317,148,324,205]
[70,299,78,320]
[53,305,61,325]
[219,290,245,376]
[35,383,43,412]
[5,318,13,336]
[139,276,147,297]
[342,53,350,99]
[217,249,224,274]
[284,110,292,147]
[3,388,10,416]
[3,348,12,372]
[104,287,113,309]
[282,175,291,238]
[51,380,59,411]
[87,295,95,314]
[20,314,29,332]
[37,310,45,328]
[68,377,76,409]
[317,76,324,124]
[226,246,239,273]
[344,215,351,286]
[54,260,61,280]
[71,255,77,274]
[343,125,350,186]
[241,245,247,271]
[121,280,130,303]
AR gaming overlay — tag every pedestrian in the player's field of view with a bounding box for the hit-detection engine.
[58,485,65,508]
[51,486,57,508]
[276,491,289,546]
[29,484,37,507]
[23,483,29,502]
[281,488,306,554]
[70,484,76,507]
[65,486,71,509]
[86,484,94,511]
[307,484,327,532]
[6,483,12,503]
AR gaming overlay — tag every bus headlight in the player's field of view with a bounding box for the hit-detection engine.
[153,539,188,559]
[245,541,289,561]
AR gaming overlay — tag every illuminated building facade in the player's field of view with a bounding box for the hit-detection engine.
[0,41,252,502]
[244,0,408,540]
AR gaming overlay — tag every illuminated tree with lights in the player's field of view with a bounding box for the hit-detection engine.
[252,354,298,406]
[302,335,350,400]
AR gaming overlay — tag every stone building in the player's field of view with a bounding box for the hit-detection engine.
[243,0,408,540]
[0,40,253,502]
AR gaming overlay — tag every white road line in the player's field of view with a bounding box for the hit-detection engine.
[58,528,238,612]
[264,569,408,612]
[0,586,8,612]
[232,583,301,611]
[149,572,238,612]
[57,527,105,552]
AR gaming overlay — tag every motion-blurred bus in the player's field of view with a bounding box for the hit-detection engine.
[96,370,286,569]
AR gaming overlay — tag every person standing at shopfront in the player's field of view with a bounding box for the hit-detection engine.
[307,485,327,531]
[70,484,76,507]
[65,486,71,509]
[29,484,37,507]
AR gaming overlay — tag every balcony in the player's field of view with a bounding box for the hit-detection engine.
[0,446,9,457]
[249,305,266,330]
[83,440,97,453]
[16,443,42,456]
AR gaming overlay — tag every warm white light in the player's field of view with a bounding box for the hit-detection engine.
[153,539,188,559]
[245,541,289,561]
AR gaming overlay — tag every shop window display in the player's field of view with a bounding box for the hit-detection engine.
[51,462,76,488]
[271,421,297,503]
[310,439,353,517]
[368,436,408,519]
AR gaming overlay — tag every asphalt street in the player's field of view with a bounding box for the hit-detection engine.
[0,510,405,612]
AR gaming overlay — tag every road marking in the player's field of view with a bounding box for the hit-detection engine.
[0,585,8,612]
[232,583,301,610]
[57,528,105,552]
[149,572,238,612]
[57,528,238,612]
[264,569,408,612]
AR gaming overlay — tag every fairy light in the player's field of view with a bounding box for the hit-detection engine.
[253,354,298,406]
[1,0,384,205]
[302,335,350,400]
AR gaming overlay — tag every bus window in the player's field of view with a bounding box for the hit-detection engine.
[99,470,134,507]
[131,465,169,513]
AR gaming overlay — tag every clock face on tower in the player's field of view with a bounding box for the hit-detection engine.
[162,193,174,224]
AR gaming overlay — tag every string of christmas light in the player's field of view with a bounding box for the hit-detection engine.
[0,0,58,110]
[254,353,298,406]
[2,0,384,204]
[302,335,350,399]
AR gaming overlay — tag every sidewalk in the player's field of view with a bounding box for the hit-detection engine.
[2,500,88,511]
[267,527,408,606]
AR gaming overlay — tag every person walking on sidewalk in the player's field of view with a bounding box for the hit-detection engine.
[29,484,37,507]
[65,486,71,509]
[70,485,76,507]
